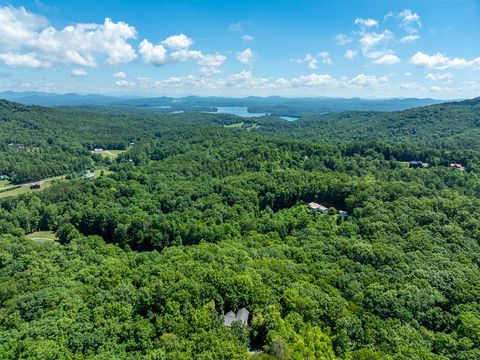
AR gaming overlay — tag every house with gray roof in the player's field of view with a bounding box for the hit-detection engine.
[223,308,250,327]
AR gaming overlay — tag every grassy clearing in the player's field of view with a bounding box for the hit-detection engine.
[94,168,113,177]
[93,148,129,158]
[0,175,63,199]
[224,122,244,128]
[0,179,10,187]
[26,231,58,244]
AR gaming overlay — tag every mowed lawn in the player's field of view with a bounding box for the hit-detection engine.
[0,176,63,199]
[92,149,128,158]
[26,231,58,244]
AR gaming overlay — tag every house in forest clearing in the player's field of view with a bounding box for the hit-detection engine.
[449,163,465,171]
[0,175,9,180]
[409,161,429,169]
[307,202,329,214]
[338,210,349,220]
[223,308,250,327]
[82,171,96,180]
[30,182,42,189]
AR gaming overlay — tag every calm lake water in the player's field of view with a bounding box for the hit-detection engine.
[209,106,299,121]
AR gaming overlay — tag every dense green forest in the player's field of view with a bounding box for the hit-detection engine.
[1,98,480,359]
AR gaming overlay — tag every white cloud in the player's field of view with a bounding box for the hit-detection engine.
[139,40,168,65]
[242,34,254,42]
[429,85,443,92]
[161,33,193,49]
[399,35,420,43]
[319,51,333,65]
[115,79,130,87]
[335,33,352,45]
[198,53,226,67]
[139,35,217,71]
[0,6,137,68]
[359,30,394,59]
[199,66,222,75]
[70,68,87,77]
[399,9,421,34]
[113,71,127,78]
[198,53,226,75]
[426,72,454,81]
[349,73,389,88]
[236,48,254,65]
[409,51,480,70]
[294,52,331,69]
[344,49,357,60]
[404,72,412,76]
[372,54,400,65]
[293,54,317,69]
[289,74,337,88]
[0,52,50,68]
[354,18,379,28]
[400,82,424,90]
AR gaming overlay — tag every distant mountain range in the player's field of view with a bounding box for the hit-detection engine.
[0,91,450,115]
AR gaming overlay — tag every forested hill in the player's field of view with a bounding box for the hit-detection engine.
[1,98,480,358]
[259,97,480,150]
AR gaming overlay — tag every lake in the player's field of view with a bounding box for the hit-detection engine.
[208,106,298,121]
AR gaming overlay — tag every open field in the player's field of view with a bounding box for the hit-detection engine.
[224,122,244,128]
[26,231,58,244]
[92,148,129,158]
[0,175,66,199]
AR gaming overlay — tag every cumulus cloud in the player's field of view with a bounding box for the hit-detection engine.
[354,18,379,28]
[294,52,332,69]
[359,30,394,59]
[293,54,317,69]
[236,48,255,65]
[139,40,168,65]
[70,68,87,77]
[115,79,130,87]
[0,52,50,68]
[344,49,357,59]
[198,53,227,75]
[242,34,254,42]
[139,34,224,74]
[349,73,389,88]
[0,6,137,68]
[113,71,127,78]
[400,82,424,90]
[335,33,352,45]
[410,51,480,70]
[372,54,400,65]
[426,72,454,82]
[319,52,333,65]
[161,33,193,49]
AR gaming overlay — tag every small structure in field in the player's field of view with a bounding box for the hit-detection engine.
[30,182,42,189]
[223,307,250,327]
[449,163,465,171]
[0,175,9,180]
[82,171,96,180]
[93,148,104,153]
[307,202,329,214]
[8,143,22,149]
[409,161,429,169]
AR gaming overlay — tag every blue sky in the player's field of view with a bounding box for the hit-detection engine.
[0,0,479,98]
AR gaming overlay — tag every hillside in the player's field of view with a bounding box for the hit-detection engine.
[0,98,480,358]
